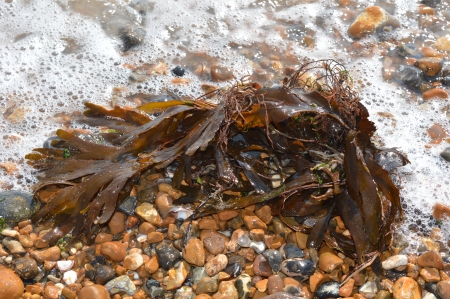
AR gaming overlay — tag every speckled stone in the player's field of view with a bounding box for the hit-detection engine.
[105,275,137,295]
[203,232,227,255]
[235,274,251,299]
[267,275,284,294]
[382,255,408,270]
[156,243,181,270]
[281,258,315,281]
[253,254,273,277]
[315,281,340,299]
[0,191,39,224]
[13,257,39,279]
[212,281,238,299]
[196,276,219,294]
[205,254,228,277]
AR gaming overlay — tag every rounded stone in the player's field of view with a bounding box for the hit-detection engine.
[156,243,181,270]
[212,281,238,299]
[253,254,273,277]
[123,253,144,270]
[318,252,343,273]
[78,284,110,299]
[101,241,127,262]
[382,254,408,270]
[267,275,284,294]
[205,254,228,277]
[281,258,315,281]
[0,191,39,225]
[417,251,444,269]
[105,275,137,295]
[211,65,234,82]
[393,277,421,299]
[0,267,24,299]
[13,257,39,279]
[263,249,283,272]
[94,265,115,285]
[183,238,205,267]
[196,276,219,294]
[315,281,340,299]
[203,233,226,255]
[171,66,185,77]
[108,212,125,235]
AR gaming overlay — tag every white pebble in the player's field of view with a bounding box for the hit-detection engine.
[136,233,148,242]
[1,229,19,238]
[57,260,74,272]
[63,270,77,285]
[359,281,378,298]
[423,292,438,299]
[381,254,408,270]
[4,255,13,264]
[249,241,266,254]
[69,247,77,255]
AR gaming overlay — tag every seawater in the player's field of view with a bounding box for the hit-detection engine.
[0,0,449,249]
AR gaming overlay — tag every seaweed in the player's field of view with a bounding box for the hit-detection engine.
[26,60,407,264]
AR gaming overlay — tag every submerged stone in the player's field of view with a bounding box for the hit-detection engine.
[0,191,40,225]
[280,258,315,281]
[315,281,340,299]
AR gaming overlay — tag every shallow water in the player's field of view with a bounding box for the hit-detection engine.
[0,0,449,249]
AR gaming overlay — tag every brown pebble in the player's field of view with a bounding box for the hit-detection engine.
[255,279,268,292]
[138,222,156,234]
[78,284,110,299]
[319,252,344,273]
[415,57,443,77]
[217,210,239,221]
[423,88,448,100]
[155,192,173,218]
[418,251,444,269]
[420,267,441,282]
[393,276,420,299]
[433,203,450,221]
[199,217,220,230]
[30,246,61,263]
[348,6,399,39]
[100,241,127,262]
[0,267,24,299]
[339,278,354,297]
[147,232,165,243]
[44,285,59,299]
[437,281,450,299]
[144,256,159,274]
[295,232,308,249]
[211,65,234,82]
[94,232,114,244]
[108,212,125,235]
[212,281,238,299]
[253,255,273,277]
[203,232,227,255]
[267,275,284,294]
[61,287,77,299]
[205,254,228,277]
[419,6,436,15]
[243,215,267,231]
[255,206,273,224]
[125,215,139,229]
[183,238,205,267]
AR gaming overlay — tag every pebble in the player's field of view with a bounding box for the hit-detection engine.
[4,240,26,254]
[205,254,228,277]
[437,281,450,299]
[243,215,267,231]
[183,238,205,266]
[237,234,252,247]
[30,246,61,262]
[415,57,443,77]
[155,192,173,217]
[171,66,186,77]
[100,241,127,262]
[224,262,243,278]
[166,261,190,290]
[339,278,355,297]
[318,252,343,273]
[56,260,74,272]
[420,267,441,282]
[105,275,137,295]
[120,24,146,51]
[395,65,424,90]
[94,265,116,285]
[123,252,144,270]
[210,65,234,82]
[435,36,450,52]
[281,258,315,281]
[0,191,39,224]
[359,281,378,298]
[440,148,450,162]
[43,285,59,299]
[118,195,137,215]
[144,255,159,274]
[282,243,305,259]
[108,212,125,235]
[382,254,408,270]
[156,243,181,270]
[393,277,421,299]
[235,274,251,299]
[315,281,340,299]
[147,231,165,243]
[418,251,444,269]
[13,257,39,279]
[263,249,282,272]
[78,284,111,299]
[423,88,449,100]
[0,267,24,299]
[196,276,219,294]
[63,270,77,285]
[249,241,266,254]
[253,254,273,277]
[212,281,238,299]
[136,203,162,227]
[203,232,226,255]
[2,228,19,238]
[348,6,400,39]
[267,275,284,294]
[433,202,450,220]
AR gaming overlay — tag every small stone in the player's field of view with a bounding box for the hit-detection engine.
[94,265,115,285]
[144,255,159,274]
[4,240,26,254]
[61,287,77,299]
[282,243,305,259]
[0,191,39,225]
[267,275,284,294]
[235,274,251,299]
[63,270,77,285]
[118,196,137,215]
[120,25,146,51]
[253,254,273,277]
[435,36,450,52]
[217,210,239,221]
[315,281,340,299]
[423,88,449,100]
[101,241,127,262]
[2,228,19,238]
[212,281,238,299]
[281,258,315,281]
[13,258,39,279]
[418,251,444,269]
[360,281,378,298]
[211,65,234,82]
[0,267,24,299]
[237,234,252,247]
[224,262,243,279]
[174,286,195,299]
[382,255,408,270]
[105,275,136,295]
[393,277,420,299]
[183,238,205,267]
[196,276,219,294]
[205,254,228,277]
[171,66,185,77]
[249,241,266,254]
[295,232,308,249]
[108,212,125,235]
[165,261,190,290]
[156,243,181,270]
[243,215,267,231]
[43,285,59,299]
[56,260,74,272]
[78,285,110,299]
[255,206,273,224]
[433,202,450,219]
[147,231,165,243]
[395,66,424,90]
[437,281,450,299]
[30,246,61,262]
[155,192,173,218]
[420,267,441,282]
[203,232,226,255]
[415,57,443,77]
[374,289,392,299]
[339,278,354,297]
[139,222,157,234]
[135,203,162,226]
[123,253,144,270]
[348,6,400,39]
[318,252,343,273]
[423,292,439,299]
[263,250,282,272]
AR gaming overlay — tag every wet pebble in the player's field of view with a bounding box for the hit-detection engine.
[211,65,234,82]
[253,254,273,277]
[282,243,305,259]
[223,262,242,278]
[348,6,400,39]
[0,191,39,224]
[30,246,61,262]
[262,249,282,272]
[237,234,252,247]
[281,258,315,281]
[105,275,137,295]
[393,277,420,299]
[156,243,181,270]
[437,281,450,299]
[165,261,190,290]
[196,276,219,294]
[119,195,137,215]
[395,66,424,90]
[4,239,26,254]
[183,238,205,267]
[0,267,24,299]
[13,257,39,279]
[212,281,238,299]
[43,285,59,299]
[135,203,162,226]
[359,281,378,298]
[382,254,408,270]
[315,281,340,299]
[418,251,444,269]
[267,275,284,294]
[120,24,146,51]
[101,241,127,262]
[440,148,450,162]
[235,274,251,299]
[249,241,266,254]
[94,265,115,285]
[63,270,77,285]
[172,66,185,77]
[203,232,226,255]
[78,284,110,299]
[415,57,443,77]
[108,212,125,235]
[205,254,227,276]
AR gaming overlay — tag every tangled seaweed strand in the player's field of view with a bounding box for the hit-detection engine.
[26,60,408,267]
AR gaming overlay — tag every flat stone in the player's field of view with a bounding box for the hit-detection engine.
[205,254,228,277]
[393,277,420,299]
[382,255,408,270]
[263,249,282,272]
[339,278,354,297]
[118,196,137,215]
[105,275,136,295]
[243,215,267,231]
[420,267,441,282]
[318,252,343,273]
[108,212,125,235]
[212,281,238,299]
[281,258,315,281]
[4,240,26,254]
[203,232,227,255]
[418,251,444,269]
[0,191,39,225]
[211,65,234,82]
[253,254,273,277]
[196,276,219,294]
[348,6,400,39]
[183,238,205,267]
[415,57,443,77]
[155,192,173,218]
[0,267,24,299]
[267,275,284,295]
[135,202,162,226]
[144,255,159,274]
[165,261,190,290]
[282,243,305,259]
[101,241,127,262]
[147,231,165,243]
[433,203,450,220]
[123,252,144,270]
[44,285,59,299]
[30,246,61,262]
